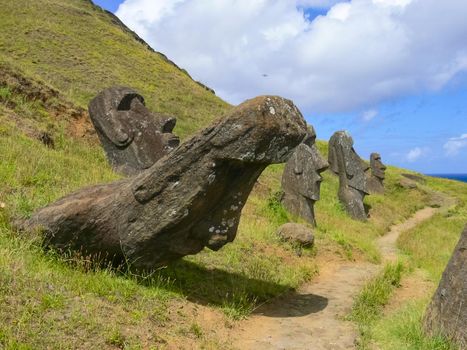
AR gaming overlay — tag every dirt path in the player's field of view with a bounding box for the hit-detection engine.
[377,207,437,263]
[231,206,441,350]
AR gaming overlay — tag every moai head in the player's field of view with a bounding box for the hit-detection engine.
[328,131,368,195]
[370,152,386,180]
[281,126,329,225]
[328,131,368,220]
[88,87,180,175]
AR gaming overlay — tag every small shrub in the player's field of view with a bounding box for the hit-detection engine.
[266,190,289,225]
[0,87,12,101]
[106,328,126,348]
[189,322,203,338]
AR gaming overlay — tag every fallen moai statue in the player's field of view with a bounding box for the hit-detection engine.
[281,126,328,226]
[88,86,180,176]
[21,96,307,269]
[423,225,466,348]
[367,152,386,194]
[328,131,369,221]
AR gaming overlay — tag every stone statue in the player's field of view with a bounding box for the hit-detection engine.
[88,86,180,176]
[367,152,386,194]
[281,126,329,226]
[328,131,369,220]
[424,225,466,348]
[20,96,307,270]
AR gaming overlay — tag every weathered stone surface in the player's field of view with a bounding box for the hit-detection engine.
[281,126,328,226]
[399,177,417,189]
[367,152,386,194]
[21,96,307,269]
[276,223,314,247]
[328,131,369,221]
[424,225,467,348]
[88,86,180,176]
[402,173,425,183]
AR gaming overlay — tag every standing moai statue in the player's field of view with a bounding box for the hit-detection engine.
[328,131,369,220]
[367,152,387,194]
[424,225,466,347]
[281,126,329,226]
[88,86,180,176]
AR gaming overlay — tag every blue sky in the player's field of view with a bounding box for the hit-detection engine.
[93,0,467,174]
[94,0,120,12]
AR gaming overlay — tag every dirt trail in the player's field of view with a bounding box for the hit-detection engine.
[231,205,442,350]
[377,207,437,263]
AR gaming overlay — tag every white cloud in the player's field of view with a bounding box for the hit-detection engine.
[405,147,426,162]
[297,0,343,7]
[362,108,378,121]
[444,133,467,156]
[327,2,351,21]
[116,0,467,114]
[372,0,411,8]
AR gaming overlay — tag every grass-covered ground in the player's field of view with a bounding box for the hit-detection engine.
[348,177,467,350]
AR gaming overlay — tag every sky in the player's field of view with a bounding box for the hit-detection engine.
[93,0,467,174]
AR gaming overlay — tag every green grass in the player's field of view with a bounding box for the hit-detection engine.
[349,262,404,349]
[371,300,459,350]
[349,176,467,349]
[398,177,467,281]
[314,166,427,262]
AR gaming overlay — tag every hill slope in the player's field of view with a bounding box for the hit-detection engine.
[1,1,466,349]
[0,0,230,137]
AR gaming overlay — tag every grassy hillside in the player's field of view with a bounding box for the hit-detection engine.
[348,177,466,350]
[2,112,461,348]
[0,0,230,138]
[1,0,467,348]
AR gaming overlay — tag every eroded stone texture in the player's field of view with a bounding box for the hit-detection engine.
[328,131,369,220]
[399,177,417,189]
[402,173,425,183]
[88,86,180,175]
[281,126,328,226]
[367,152,386,194]
[276,223,314,247]
[424,225,466,348]
[21,96,307,269]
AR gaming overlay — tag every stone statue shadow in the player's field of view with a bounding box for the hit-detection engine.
[134,259,327,317]
[254,292,329,318]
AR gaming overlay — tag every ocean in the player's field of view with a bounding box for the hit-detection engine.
[427,174,467,183]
